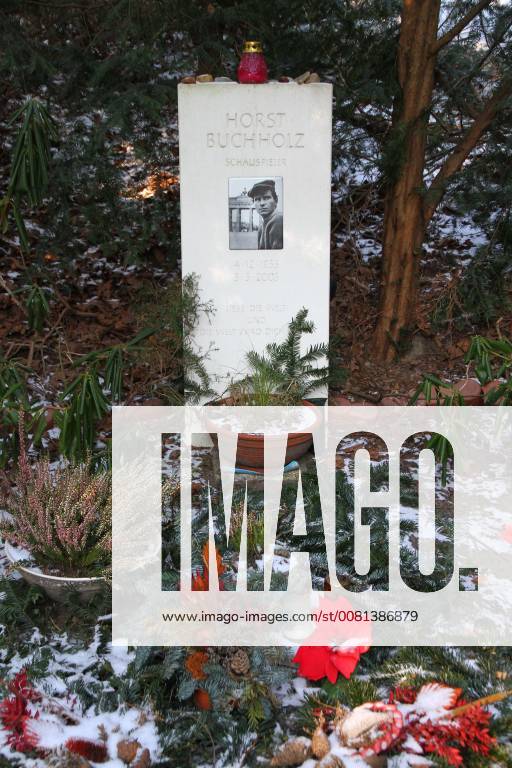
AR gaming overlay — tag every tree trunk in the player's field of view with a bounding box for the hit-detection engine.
[372,0,441,362]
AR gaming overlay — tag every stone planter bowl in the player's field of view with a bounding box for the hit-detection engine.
[4,541,106,603]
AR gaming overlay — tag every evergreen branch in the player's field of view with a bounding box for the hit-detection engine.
[452,17,512,88]
[432,0,494,55]
[245,349,274,373]
[25,1,111,7]
[423,76,512,224]
[435,67,481,120]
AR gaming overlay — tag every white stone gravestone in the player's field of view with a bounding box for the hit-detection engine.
[179,82,332,399]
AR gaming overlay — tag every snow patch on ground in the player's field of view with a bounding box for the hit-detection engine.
[0,620,159,766]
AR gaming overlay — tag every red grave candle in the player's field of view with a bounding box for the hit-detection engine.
[237,41,268,84]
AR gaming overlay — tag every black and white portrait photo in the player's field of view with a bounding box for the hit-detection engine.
[229,177,283,250]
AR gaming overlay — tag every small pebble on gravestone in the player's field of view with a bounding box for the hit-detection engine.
[181,76,196,84]
[196,73,214,83]
[278,76,291,82]
[295,71,311,83]
[214,76,234,82]
[306,72,321,83]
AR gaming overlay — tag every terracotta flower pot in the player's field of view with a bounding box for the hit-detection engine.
[380,396,408,406]
[410,378,482,405]
[208,398,317,472]
[453,378,482,404]
[4,541,106,603]
[410,383,453,405]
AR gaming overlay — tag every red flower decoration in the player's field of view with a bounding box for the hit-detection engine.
[0,693,39,752]
[400,694,496,767]
[65,738,109,762]
[390,685,418,704]
[191,569,209,591]
[192,542,227,591]
[292,645,369,683]
[8,670,39,701]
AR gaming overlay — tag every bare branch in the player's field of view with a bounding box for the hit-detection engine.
[432,0,494,54]
[423,77,512,222]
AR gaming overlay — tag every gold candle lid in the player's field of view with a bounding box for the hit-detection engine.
[243,40,263,53]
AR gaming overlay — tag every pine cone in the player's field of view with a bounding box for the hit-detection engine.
[270,737,312,766]
[316,756,346,768]
[311,724,330,759]
[117,739,141,764]
[132,748,151,768]
[229,649,251,677]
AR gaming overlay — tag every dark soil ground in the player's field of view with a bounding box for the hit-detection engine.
[1,182,511,462]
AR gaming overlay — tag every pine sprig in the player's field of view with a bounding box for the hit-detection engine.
[233,308,330,404]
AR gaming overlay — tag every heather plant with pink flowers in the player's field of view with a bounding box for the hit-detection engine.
[1,422,111,577]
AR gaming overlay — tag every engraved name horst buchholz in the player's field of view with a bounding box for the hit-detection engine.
[205,111,305,250]
[206,111,305,149]
[229,177,283,251]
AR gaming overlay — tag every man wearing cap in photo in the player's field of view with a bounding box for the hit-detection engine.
[248,179,283,250]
